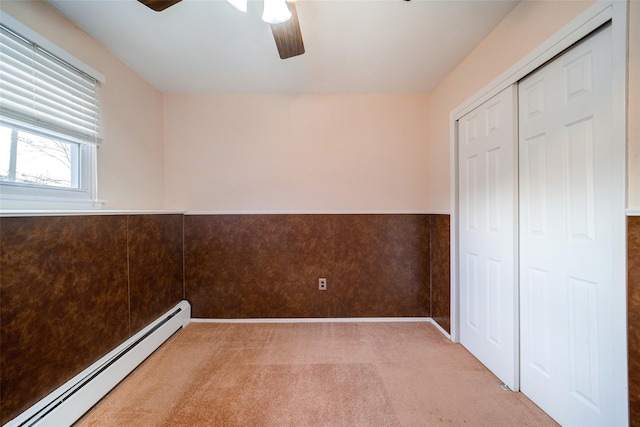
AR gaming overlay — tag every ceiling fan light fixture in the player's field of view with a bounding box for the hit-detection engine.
[227,0,248,12]
[262,0,292,24]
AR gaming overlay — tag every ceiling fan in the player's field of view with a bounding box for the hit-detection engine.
[137,0,305,60]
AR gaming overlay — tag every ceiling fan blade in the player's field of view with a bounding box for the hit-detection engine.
[270,2,305,60]
[138,0,182,12]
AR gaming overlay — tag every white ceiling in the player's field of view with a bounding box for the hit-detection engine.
[46,0,519,94]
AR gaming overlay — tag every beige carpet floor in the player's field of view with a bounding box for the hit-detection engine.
[76,322,557,426]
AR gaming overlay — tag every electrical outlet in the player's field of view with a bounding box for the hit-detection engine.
[318,278,327,290]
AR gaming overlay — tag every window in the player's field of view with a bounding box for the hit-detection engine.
[0,125,80,188]
[0,20,103,209]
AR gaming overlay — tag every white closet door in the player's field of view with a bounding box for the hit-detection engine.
[458,85,518,391]
[519,25,623,426]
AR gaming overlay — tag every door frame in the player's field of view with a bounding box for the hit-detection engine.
[450,0,628,424]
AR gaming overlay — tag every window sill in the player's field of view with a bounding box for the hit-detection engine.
[0,194,105,211]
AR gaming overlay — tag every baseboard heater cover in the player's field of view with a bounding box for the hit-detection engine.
[5,300,191,427]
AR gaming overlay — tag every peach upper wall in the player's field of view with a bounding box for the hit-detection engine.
[3,1,636,212]
[0,1,165,210]
[427,0,595,212]
[164,94,430,212]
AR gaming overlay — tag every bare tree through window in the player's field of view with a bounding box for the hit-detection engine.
[0,125,77,188]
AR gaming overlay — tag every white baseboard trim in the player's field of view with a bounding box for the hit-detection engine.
[5,300,191,427]
[184,211,435,215]
[429,318,451,339]
[191,316,432,324]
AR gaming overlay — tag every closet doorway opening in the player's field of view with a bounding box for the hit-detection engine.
[451,2,628,426]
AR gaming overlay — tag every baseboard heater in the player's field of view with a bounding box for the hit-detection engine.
[5,300,191,427]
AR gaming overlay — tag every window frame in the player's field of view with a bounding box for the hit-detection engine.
[0,13,105,210]
[0,124,98,209]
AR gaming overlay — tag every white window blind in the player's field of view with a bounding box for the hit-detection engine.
[0,24,101,146]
